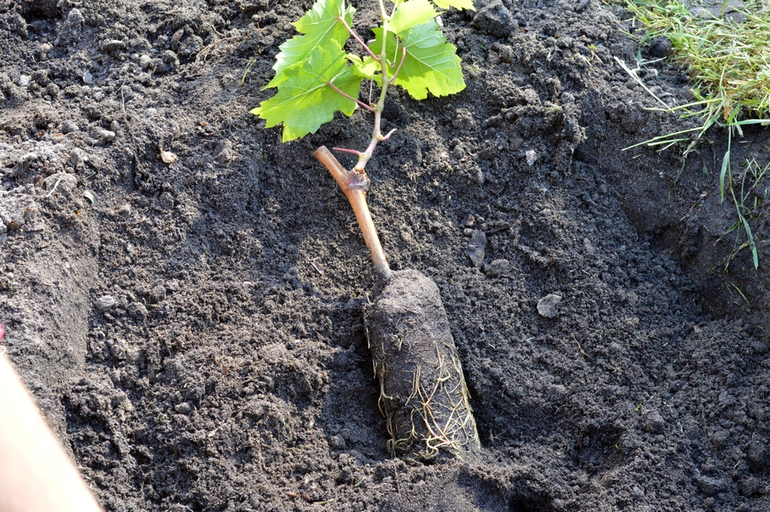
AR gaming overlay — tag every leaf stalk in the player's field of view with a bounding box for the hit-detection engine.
[332,146,363,156]
[390,46,407,85]
[326,80,375,111]
[338,16,380,61]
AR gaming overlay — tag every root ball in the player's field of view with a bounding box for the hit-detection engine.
[366,270,480,461]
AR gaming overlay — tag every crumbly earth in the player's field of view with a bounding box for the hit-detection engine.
[1,0,769,510]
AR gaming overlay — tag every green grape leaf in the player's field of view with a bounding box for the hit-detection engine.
[431,0,475,10]
[266,0,355,88]
[252,44,363,141]
[372,22,465,100]
[389,0,438,34]
[348,54,381,80]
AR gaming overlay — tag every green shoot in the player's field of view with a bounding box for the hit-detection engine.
[253,2,480,461]
[717,158,770,271]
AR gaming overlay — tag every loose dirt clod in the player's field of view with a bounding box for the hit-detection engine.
[366,269,480,461]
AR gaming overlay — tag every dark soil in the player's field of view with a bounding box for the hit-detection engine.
[1,0,769,510]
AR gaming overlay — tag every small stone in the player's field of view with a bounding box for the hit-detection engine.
[537,294,562,318]
[66,9,84,29]
[466,229,487,267]
[82,71,93,84]
[101,39,127,53]
[175,402,193,414]
[161,50,179,65]
[399,225,413,242]
[159,149,178,164]
[139,54,153,70]
[18,75,31,87]
[46,82,60,97]
[61,120,79,133]
[170,29,185,51]
[641,409,665,435]
[68,149,86,168]
[95,295,116,311]
[127,302,148,320]
[484,258,510,278]
[526,149,538,166]
[96,129,116,142]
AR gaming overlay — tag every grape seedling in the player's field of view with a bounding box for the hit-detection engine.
[253,0,480,461]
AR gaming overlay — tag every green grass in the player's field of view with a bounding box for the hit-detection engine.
[624,0,770,129]
[719,158,770,271]
[622,0,770,268]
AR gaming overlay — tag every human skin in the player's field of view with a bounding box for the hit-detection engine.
[0,349,103,512]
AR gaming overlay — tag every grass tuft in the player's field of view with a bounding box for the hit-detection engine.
[622,0,770,269]
[624,0,770,128]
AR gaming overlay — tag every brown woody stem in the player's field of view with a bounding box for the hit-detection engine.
[314,146,392,282]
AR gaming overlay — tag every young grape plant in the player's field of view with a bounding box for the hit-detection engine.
[253,0,481,462]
